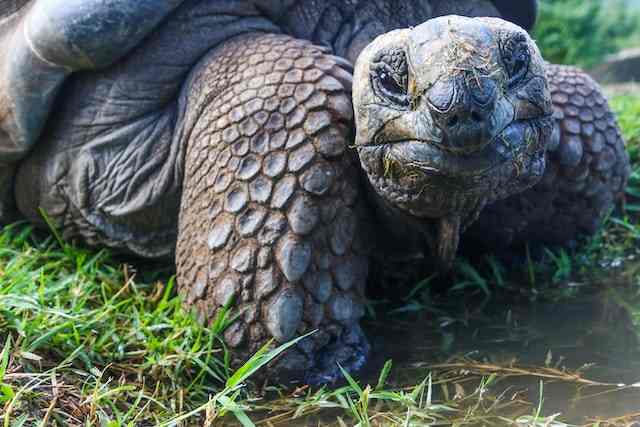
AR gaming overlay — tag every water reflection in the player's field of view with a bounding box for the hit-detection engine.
[363,284,640,423]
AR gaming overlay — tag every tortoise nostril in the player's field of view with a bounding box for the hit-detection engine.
[435,107,493,153]
[471,111,483,123]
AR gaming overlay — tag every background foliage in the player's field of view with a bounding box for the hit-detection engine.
[533,0,640,68]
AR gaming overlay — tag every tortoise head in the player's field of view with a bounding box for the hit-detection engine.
[353,16,553,268]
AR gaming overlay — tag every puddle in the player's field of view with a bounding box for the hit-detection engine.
[362,282,640,423]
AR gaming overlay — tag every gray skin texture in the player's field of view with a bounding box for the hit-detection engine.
[0,0,629,383]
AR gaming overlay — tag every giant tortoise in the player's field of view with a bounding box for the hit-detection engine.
[0,0,629,383]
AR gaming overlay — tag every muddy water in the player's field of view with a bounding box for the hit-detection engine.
[362,282,640,423]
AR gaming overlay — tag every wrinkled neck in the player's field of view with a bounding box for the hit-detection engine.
[365,180,432,262]
[364,178,468,271]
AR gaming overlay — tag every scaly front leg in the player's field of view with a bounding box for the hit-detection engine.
[176,33,372,384]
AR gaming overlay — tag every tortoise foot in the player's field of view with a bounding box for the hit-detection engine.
[304,325,370,385]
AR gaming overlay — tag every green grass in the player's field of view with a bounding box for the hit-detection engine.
[1,95,640,426]
[0,226,307,426]
[534,0,640,68]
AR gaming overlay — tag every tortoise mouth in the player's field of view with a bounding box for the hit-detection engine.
[358,115,552,219]
[372,116,550,182]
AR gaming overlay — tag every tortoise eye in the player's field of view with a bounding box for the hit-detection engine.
[371,48,410,108]
[501,34,530,87]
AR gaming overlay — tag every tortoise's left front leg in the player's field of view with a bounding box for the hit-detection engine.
[467,64,630,250]
[176,33,373,384]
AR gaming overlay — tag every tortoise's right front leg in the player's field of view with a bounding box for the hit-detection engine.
[176,33,371,383]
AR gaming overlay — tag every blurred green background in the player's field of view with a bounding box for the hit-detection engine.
[534,0,640,68]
